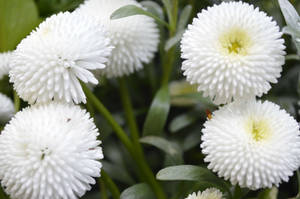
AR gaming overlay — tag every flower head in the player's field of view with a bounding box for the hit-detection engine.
[201,100,300,189]
[0,51,12,80]
[77,0,159,78]
[181,2,285,105]
[0,93,14,123]
[10,12,112,105]
[185,188,223,199]
[0,103,103,199]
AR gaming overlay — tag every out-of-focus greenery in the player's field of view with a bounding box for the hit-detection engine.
[1,0,300,199]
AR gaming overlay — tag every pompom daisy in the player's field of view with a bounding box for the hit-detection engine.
[0,93,14,123]
[77,0,159,78]
[181,2,285,105]
[0,51,12,80]
[201,100,300,190]
[10,12,112,105]
[185,188,223,199]
[0,103,103,199]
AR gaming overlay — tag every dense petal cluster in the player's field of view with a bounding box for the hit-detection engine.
[185,188,223,199]
[0,93,14,123]
[201,100,300,189]
[181,1,285,105]
[10,12,112,105]
[0,51,12,80]
[77,0,159,78]
[0,103,103,199]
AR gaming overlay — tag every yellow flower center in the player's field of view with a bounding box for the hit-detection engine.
[219,28,252,56]
[246,118,270,142]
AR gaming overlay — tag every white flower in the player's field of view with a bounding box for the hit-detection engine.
[0,51,12,80]
[77,0,159,78]
[0,93,14,123]
[10,12,113,105]
[0,103,103,199]
[201,100,300,190]
[181,2,285,105]
[185,188,223,199]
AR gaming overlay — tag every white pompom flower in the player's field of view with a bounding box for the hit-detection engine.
[0,93,14,123]
[0,103,103,199]
[185,188,223,199]
[0,51,12,80]
[10,12,113,105]
[77,0,159,78]
[201,100,300,190]
[181,2,285,105]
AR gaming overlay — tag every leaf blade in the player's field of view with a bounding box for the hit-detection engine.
[110,5,169,27]
[120,183,155,199]
[142,85,170,136]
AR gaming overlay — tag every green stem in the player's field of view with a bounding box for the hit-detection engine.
[161,0,178,86]
[118,77,143,155]
[13,90,20,112]
[82,83,167,199]
[101,170,120,199]
[99,179,108,199]
[82,83,134,154]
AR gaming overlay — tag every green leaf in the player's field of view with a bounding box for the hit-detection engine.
[161,0,173,24]
[182,130,202,151]
[169,110,202,133]
[35,0,83,17]
[143,85,170,136]
[278,0,300,30]
[140,136,183,164]
[177,5,192,31]
[110,5,169,27]
[156,165,229,192]
[141,1,164,21]
[164,29,184,51]
[0,0,40,51]
[120,183,155,199]
[278,0,300,54]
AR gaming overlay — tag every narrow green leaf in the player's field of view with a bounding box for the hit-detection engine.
[278,0,300,54]
[120,183,155,199]
[156,165,229,192]
[161,0,173,24]
[164,29,184,51]
[278,0,300,31]
[140,136,183,164]
[110,5,169,27]
[177,5,192,31]
[169,111,201,133]
[141,1,164,21]
[182,130,202,151]
[0,0,40,51]
[143,85,170,136]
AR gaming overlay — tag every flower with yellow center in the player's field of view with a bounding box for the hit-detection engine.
[185,188,223,199]
[181,1,285,105]
[201,99,300,190]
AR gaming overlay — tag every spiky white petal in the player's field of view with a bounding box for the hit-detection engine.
[10,12,113,105]
[181,2,285,105]
[0,93,14,123]
[0,103,103,199]
[201,100,300,190]
[185,188,223,199]
[77,0,159,78]
[0,51,12,80]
